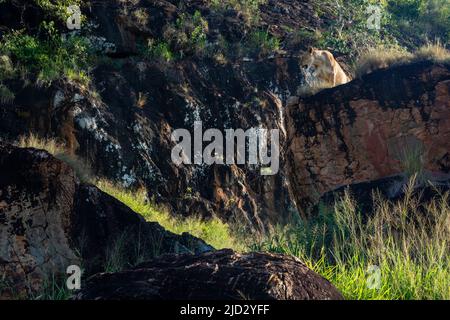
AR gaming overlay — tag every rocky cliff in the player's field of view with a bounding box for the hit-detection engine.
[0,0,449,228]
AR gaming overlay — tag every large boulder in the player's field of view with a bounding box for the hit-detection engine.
[74,249,344,300]
[0,144,212,299]
[286,61,450,217]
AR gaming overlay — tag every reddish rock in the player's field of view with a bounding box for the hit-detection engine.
[286,61,450,217]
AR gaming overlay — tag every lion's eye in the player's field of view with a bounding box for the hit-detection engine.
[302,65,308,69]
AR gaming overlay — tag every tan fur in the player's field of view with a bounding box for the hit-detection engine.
[301,48,350,87]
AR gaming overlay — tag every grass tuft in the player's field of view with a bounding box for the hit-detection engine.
[355,42,450,77]
[251,176,450,300]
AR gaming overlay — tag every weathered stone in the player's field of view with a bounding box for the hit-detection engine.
[74,249,344,300]
[286,62,450,217]
[0,144,213,298]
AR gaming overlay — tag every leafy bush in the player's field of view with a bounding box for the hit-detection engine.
[315,0,396,59]
[35,0,83,22]
[139,39,174,62]
[387,0,450,45]
[0,21,92,85]
[246,29,280,57]
[163,10,209,57]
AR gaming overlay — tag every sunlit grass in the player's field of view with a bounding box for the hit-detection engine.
[355,41,450,77]
[250,176,450,300]
[96,180,245,251]
[14,135,449,300]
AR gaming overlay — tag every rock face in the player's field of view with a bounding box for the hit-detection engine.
[0,1,449,228]
[0,0,332,230]
[0,144,212,298]
[74,249,344,300]
[286,62,450,217]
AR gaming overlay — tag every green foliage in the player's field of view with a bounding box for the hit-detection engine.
[0,55,15,104]
[315,0,396,59]
[0,84,15,104]
[163,10,209,57]
[387,0,450,44]
[400,143,424,179]
[139,39,174,62]
[31,275,72,300]
[246,29,280,57]
[0,21,92,85]
[316,0,449,60]
[35,0,83,22]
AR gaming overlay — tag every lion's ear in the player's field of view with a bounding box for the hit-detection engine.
[308,47,314,54]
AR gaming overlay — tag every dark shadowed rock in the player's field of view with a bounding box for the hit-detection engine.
[74,249,344,300]
[317,174,450,218]
[0,144,212,298]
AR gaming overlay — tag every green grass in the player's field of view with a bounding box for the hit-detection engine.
[96,180,244,252]
[250,177,450,300]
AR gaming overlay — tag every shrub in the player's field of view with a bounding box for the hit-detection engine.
[246,29,280,57]
[0,84,15,104]
[314,0,396,59]
[163,10,209,57]
[0,21,92,86]
[387,0,450,45]
[34,0,83,22]
[140,39,174,62]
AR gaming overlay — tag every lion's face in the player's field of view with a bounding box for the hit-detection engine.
[300,48,321,74]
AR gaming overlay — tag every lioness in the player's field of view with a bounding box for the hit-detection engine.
[301,47,350,88]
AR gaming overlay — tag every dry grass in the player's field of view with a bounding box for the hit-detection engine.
[16,133,92,183]
[136,92,148,108]
[414,41,450,63]
[355,42,450,77]
[355,46,413,77]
